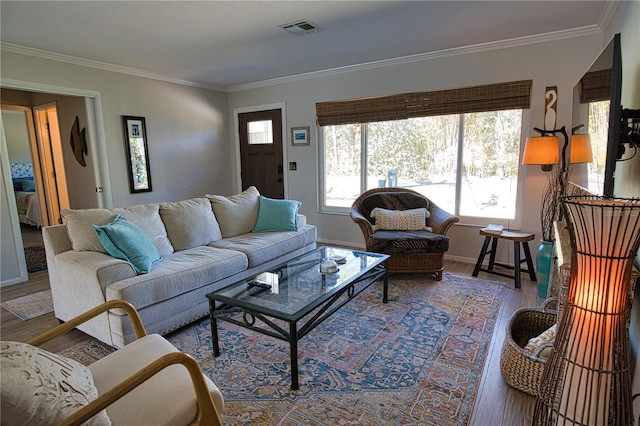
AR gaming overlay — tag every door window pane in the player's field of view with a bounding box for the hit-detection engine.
[248,120,273,145]
[323,124,362,208]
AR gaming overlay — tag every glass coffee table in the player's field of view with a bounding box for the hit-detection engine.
[206,246,389,390]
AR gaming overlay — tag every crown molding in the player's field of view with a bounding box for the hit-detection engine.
[597,0,620,35]
[2,23,603,94]
[227,25,603,92]
[0,42,225,92]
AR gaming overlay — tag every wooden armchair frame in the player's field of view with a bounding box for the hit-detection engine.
[350,187,459,279]
[27,300,222,426]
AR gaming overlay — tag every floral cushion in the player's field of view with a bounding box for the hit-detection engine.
[1,341,111,425]
[524,323,557,358]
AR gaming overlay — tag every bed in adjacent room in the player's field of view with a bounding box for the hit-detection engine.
[11,162,42,228]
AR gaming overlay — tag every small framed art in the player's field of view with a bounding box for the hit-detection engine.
[122,115,152,193]
[291,126,310,146]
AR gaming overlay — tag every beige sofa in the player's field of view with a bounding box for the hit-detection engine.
[43,187,317,348]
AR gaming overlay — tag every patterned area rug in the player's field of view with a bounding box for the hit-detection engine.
[25,245,47,272]
[1,290,53,320]
[58,273,505,425]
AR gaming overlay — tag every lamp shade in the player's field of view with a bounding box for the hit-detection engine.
[569,134,593,163]
[533,196,640,425]
[522,136,559,165]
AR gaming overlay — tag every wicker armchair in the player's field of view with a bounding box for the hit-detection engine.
[350,187,459,280]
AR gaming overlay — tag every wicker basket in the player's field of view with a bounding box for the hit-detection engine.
[499,298,558,396]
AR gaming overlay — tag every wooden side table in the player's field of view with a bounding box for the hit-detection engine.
[472,229,537,288]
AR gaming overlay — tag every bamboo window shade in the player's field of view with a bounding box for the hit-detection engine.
[316,80,532,126]
[578,69,612,103]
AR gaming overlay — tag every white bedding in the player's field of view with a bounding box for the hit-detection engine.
[15,191,42,227]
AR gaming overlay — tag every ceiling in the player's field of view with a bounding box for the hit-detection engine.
[1,1,615,91]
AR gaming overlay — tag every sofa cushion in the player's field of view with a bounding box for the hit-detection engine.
[370,207,431,232]
[206,186,260,238]
[159,198,222,251]
[105,246,248,310]
[252,196,301,233]
[1,340,111,426]
[362,192,429,223]
[210,224,317,268]
[93,215,161,274]
[62,204,174,256]
[369,230,449,254]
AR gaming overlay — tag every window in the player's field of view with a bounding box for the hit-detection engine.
[248,120,273,145]
[320,110,524,223]
[317,80,532,225]
[585,100,610,195]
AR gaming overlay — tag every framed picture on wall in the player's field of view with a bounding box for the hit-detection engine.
[122,116,152,193]
[291,126,310,146]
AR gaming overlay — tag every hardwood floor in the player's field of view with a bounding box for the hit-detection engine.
[0,255,542,425]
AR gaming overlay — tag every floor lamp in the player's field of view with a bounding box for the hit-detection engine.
[532,196,640,425]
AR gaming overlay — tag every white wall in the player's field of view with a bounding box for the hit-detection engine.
[0,51,231,208]
[228,35,603,263]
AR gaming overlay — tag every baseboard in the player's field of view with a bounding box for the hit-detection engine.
[317,238,364,250]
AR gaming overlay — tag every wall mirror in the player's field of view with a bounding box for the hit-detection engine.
[122,116,152,193]
[571,33,622,197]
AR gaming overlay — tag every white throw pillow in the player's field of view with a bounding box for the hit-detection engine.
[370,207,431,232]
[206,186,260,238]
[1,341,111,425]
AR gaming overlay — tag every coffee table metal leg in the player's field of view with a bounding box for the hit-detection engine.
[383,269,389,303]
[289,321,299,390]
[209,299,221,357]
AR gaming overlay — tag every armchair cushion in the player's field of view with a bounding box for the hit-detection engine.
[1,341,111,426]
[370,207,431,232]
[369,230,450,254]
[89,334,223,426]
[362,192,429,221]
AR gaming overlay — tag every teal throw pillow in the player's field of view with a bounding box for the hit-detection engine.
[92,215,161,274]
[252,196,301,233]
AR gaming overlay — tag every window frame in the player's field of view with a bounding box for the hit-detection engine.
[318,110,530,229]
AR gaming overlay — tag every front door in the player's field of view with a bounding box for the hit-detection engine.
[238,109,284,199]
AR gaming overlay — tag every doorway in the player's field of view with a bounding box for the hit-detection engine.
[33,103,69,225]
[238,109,284,199]
[1,81,109,286]
[1,105,47,275]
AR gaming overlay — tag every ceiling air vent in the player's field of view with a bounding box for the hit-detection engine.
[279,20,323,36]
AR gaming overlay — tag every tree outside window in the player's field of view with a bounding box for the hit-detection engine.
[320,109,524,224]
